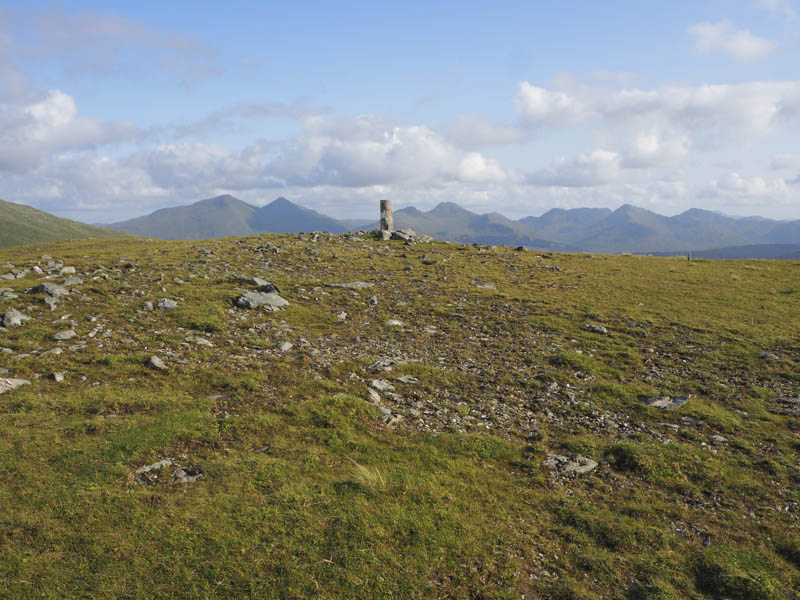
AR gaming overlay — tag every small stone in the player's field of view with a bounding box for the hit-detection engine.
[50,372,65,382]
[63,276,83,287]
[386,319,404,327]
[586,324,608,335]
[397,375,419,384]
[327,281,374,290]
[156,298,178,310]
[336,311,347,321]
[760,352,779,361]
[142,301,154,311]
[367,388,381,403]
[52,329,76,341]
[0,377,30,394]
[642,394,691,409]
[710,434,728,443]
[172,465,203,484]
[29,282,69,298]
[146,356,168,370]
[59,266,76,275]
[1,308,31,327]
[235,291,289,310]
[371,379,395,392]
[278,341,293,352]
[368,295,378,305]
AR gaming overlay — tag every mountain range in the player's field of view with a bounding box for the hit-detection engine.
[0,198,132,249]
[3,194,797,257]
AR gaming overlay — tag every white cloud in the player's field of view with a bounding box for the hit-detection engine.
[689,20,776,62]
[528,149,621,187]
[0,89,138,172]
[515,82,586,126]
[440,113,527,149]
[701,172,792,207]
[770,153,800,169]
[758,0,798,18]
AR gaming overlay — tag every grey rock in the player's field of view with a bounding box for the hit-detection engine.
[760,352,779,361]
[366,358,401,373]
[173,465,203,484]
[586,324,608,334]
[327,281,374,290]
[50,372,65,382]
[336,311,347,321]
[63,276,83,287]
[235,291,289,310]
[367,388,381,403]
[136,458,173,474]
[397,375,419,384]
[642,394,691,409]
[29,282,69,298]
[146,355,168,370]
[710,434,728,443]
[371,379,395,392]
[544,454,598,475]
[2,308,31,327]
[52,329,77,341]
[44,297,58,311]
[0,377,30,394]
[368,295,378,305]
[156,298,178,310]
[59,266,76,275]
[142,301,154,311]
[386,319,404,327]
[278,341,293,352]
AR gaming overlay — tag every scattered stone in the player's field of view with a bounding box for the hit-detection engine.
[44,297,58,311]
[146,355,168,370]
[239,276,279,292]
[642,394,691,409]
[397,375,419,384]
[0,377,30,394]
[235,291,289,310]
[63,276,83,287]
[586,324,608,335]
[136,459,173,475]
[760,352,779,361]
[1,308,31,327]
[337,311,347,321]
[327,281,374,290]
[156,298,178,310]
[368,295,378,305]
[367,358,401,373]
[142,301,154,311]
[367,388,381,403]
[371,379,395,392]
[278,341,293,352]
[192,337,214,347]
[52,329,77,341]
[29,282,69,298]
[710,434,728,443]
[173,465,203,484]
[476,284,497,290]
[59,266,76,275]
[544,454,598,476]
[386,319,404,327]
[50,372,65,383]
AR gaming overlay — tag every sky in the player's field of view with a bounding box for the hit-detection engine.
[1,1,800,223]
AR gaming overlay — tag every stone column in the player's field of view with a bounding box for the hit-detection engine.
[380,199,393,233]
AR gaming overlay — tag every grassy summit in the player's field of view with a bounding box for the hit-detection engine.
[0,198,132,249]
[0,233,798,598]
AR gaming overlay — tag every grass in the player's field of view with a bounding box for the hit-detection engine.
[0,234,798,598]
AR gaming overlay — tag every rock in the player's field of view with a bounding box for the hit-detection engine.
[239,276,279,292]
[173,465,203,484]
[63,276,83,287]
[192,337,214,347]
[586,324,608,335]
[710,434,728,443]
[544,454,598,475]
[235,291,289,310]
[386,319,404,327]
[29,282,69,298]
[59,266,76,275]
[44,297,58,311]
[367,388,381,403]
[476,284,497,290]
[641,394,691,409]
[0,377,30,394]
[50,372,65,382]
[52,329,77,341]
[397,375,419,384]
[760,352,779,361]
[336,311,347,321]
[367,358,401,373]
[368,295,378,305]
[1,308,31,327]
[146,355,168,370]
[327,281,374,290]
[136,458,173,474]
[278,341,293,352]
[156,298,178,310]
[142,301,154,311]
[371,379,395,392]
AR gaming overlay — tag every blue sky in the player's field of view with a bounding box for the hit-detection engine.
[1,1,799,222]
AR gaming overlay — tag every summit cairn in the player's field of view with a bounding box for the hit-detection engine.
[379,199,393,240]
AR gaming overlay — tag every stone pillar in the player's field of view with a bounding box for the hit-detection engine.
[380,199,393,233]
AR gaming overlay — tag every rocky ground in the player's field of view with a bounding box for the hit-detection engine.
[1,232,798,599]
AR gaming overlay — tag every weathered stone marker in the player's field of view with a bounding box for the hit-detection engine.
[380,199,393,234]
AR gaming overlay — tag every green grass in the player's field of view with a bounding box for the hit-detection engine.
[0,234,798,598]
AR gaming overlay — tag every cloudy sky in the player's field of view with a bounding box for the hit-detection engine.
[1,1,800,222]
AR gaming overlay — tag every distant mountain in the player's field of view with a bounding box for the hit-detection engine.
[369,202,574,250]
[651,244,800,260]
[108,195,348,240]
[0,198,133,249]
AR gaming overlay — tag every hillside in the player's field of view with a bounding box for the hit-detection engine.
[1,233,798,598]
[0,198,133,249]
[109,195,348,239]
